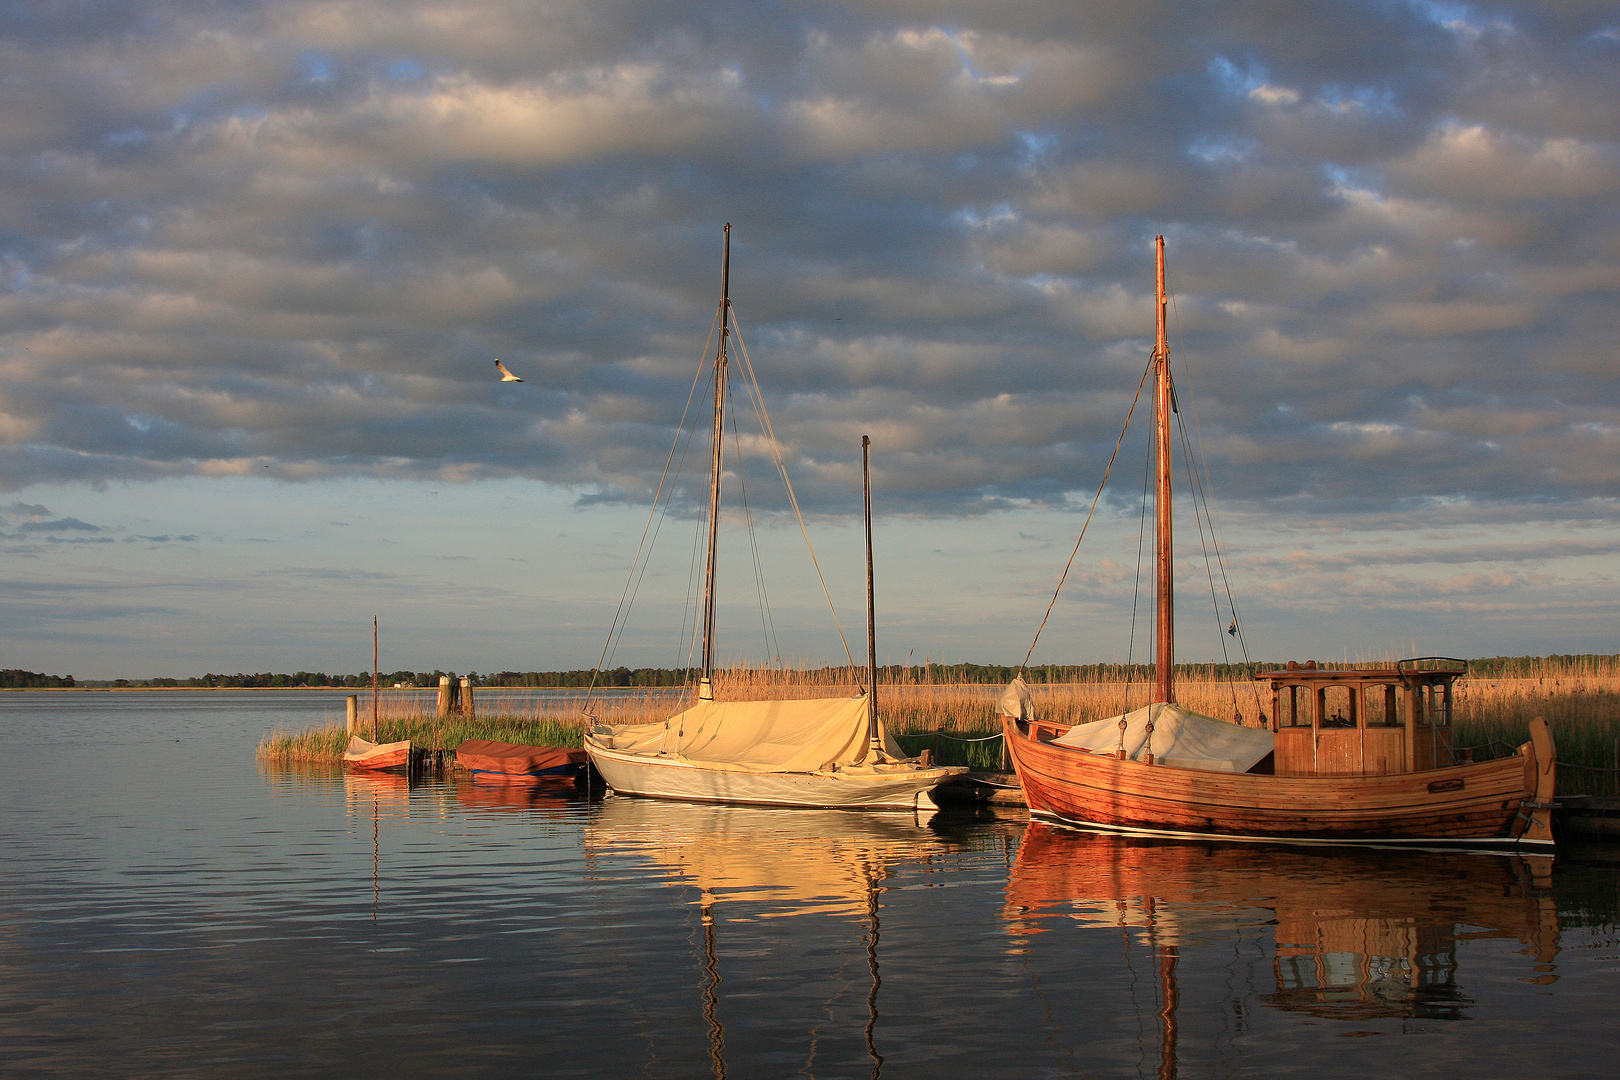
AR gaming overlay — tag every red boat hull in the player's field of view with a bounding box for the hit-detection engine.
[1004,716,1554,848]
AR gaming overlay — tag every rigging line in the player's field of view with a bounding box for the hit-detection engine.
[1020,358,1155,674]
[679,407,712,675]
[728,385,783,667]
[1124,415,1155,718]
[585,311,720,715]
[729,311,859,673]
[1175,400,1242,718]
[1167,275,1264,720]
[607,338,712,686]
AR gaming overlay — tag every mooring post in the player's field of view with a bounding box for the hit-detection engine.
[346,695,358,735]
[461,677,475,720]
[437,676,452,718]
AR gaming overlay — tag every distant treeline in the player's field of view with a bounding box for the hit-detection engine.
[483,661,1287,687]
[1465,654,1620,678]
[90,670,471,689]
[1,669,76,688]
[35,654,1620,689]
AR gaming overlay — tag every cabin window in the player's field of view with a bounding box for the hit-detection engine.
[1319,685,1357,728]
[1361,684,1401,727]
[1277,685,1309,727]
[1420,681,1452,728]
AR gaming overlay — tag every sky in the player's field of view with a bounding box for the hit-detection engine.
[2,1,1618,680]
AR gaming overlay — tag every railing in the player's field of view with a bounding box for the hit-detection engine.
[1451,740,1620,797]
[894,729,1008,771]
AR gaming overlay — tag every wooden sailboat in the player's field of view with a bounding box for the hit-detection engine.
[1001,236,1556,849]
[584,226,965,810]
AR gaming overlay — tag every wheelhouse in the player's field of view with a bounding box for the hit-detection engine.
[1254,658,1466,777]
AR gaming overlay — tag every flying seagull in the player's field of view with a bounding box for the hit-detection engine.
[494,359,523,382]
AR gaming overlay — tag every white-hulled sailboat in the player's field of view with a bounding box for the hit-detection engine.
[583,226,964,810]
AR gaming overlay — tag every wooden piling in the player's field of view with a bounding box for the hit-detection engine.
[346,695,358,735]
[461,677,475,719]
[437,676,453,718]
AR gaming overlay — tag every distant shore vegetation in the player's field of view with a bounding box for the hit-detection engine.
[1,669,76,688]
[40,652,1620,690]
[255,652,1620,795]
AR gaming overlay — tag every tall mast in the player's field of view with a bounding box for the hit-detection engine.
[1154,235,1175,704]
[699,224,731,701]
[862,435,881,757]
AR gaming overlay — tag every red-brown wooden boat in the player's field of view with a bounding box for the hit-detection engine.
[455,739,587,784]
[1002,238,1555,850]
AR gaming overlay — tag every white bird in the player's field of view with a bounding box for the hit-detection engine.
[494,359,523,382]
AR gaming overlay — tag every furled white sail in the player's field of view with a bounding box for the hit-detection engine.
[1051,702,1274,773]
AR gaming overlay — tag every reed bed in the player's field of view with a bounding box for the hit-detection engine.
[259,659,1620,790]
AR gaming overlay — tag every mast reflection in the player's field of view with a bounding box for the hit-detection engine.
[586,800,943,1078]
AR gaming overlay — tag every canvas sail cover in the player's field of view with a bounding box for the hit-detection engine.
[590,695,906,774]
[1049,701,1274,773]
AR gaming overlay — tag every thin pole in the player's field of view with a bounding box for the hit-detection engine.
[863,435,880,755]
[371,616,379,741]
[1154,236,1175,705]
[699,224,731,701]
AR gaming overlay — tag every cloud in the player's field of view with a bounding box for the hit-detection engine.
[0,0,1614,535]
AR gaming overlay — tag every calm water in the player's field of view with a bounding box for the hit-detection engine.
[2,690,1617,1078]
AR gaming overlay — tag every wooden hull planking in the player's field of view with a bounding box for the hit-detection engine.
[1004,716,1554,848]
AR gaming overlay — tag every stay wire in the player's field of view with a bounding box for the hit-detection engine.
[1020,357,1155,674]
[584,311,719,716]
[1123,418,1155,718]
[729,311,859,673]
[729,388,783,666]
[1168,285,1265,722]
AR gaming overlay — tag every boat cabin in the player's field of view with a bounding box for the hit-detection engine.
[1254,658,1465,777]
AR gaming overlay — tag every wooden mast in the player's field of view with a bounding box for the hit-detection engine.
[862,434,882,757]
[1153,235,1175,705]
[699,224,731,701]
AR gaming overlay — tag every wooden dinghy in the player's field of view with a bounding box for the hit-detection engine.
[342,735,412,772]
[455,739,587,784]
[1000,237,1556,850]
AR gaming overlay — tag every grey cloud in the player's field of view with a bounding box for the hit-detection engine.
[260,566,399,580]
[18,516,103,532]
[0,0,1615,538]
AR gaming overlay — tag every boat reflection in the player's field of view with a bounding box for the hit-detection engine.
[454,777,582,813]
[1005,823,1559,1071]
[586,799,950,1078]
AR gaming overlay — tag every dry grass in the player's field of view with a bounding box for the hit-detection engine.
[258,659,1620,788]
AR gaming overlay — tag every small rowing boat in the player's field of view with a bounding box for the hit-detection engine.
[342,735,411,771]
[455,739,588,784]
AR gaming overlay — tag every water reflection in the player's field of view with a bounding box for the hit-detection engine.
[455,779,580,813]
[586,800,948,1078]
[1005,823,1561,1073]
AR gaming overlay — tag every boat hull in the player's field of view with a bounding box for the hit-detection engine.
[455,740,587,785]
[586,742,965,811]
[1004,716,1554,849]
[342,736,411,772]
